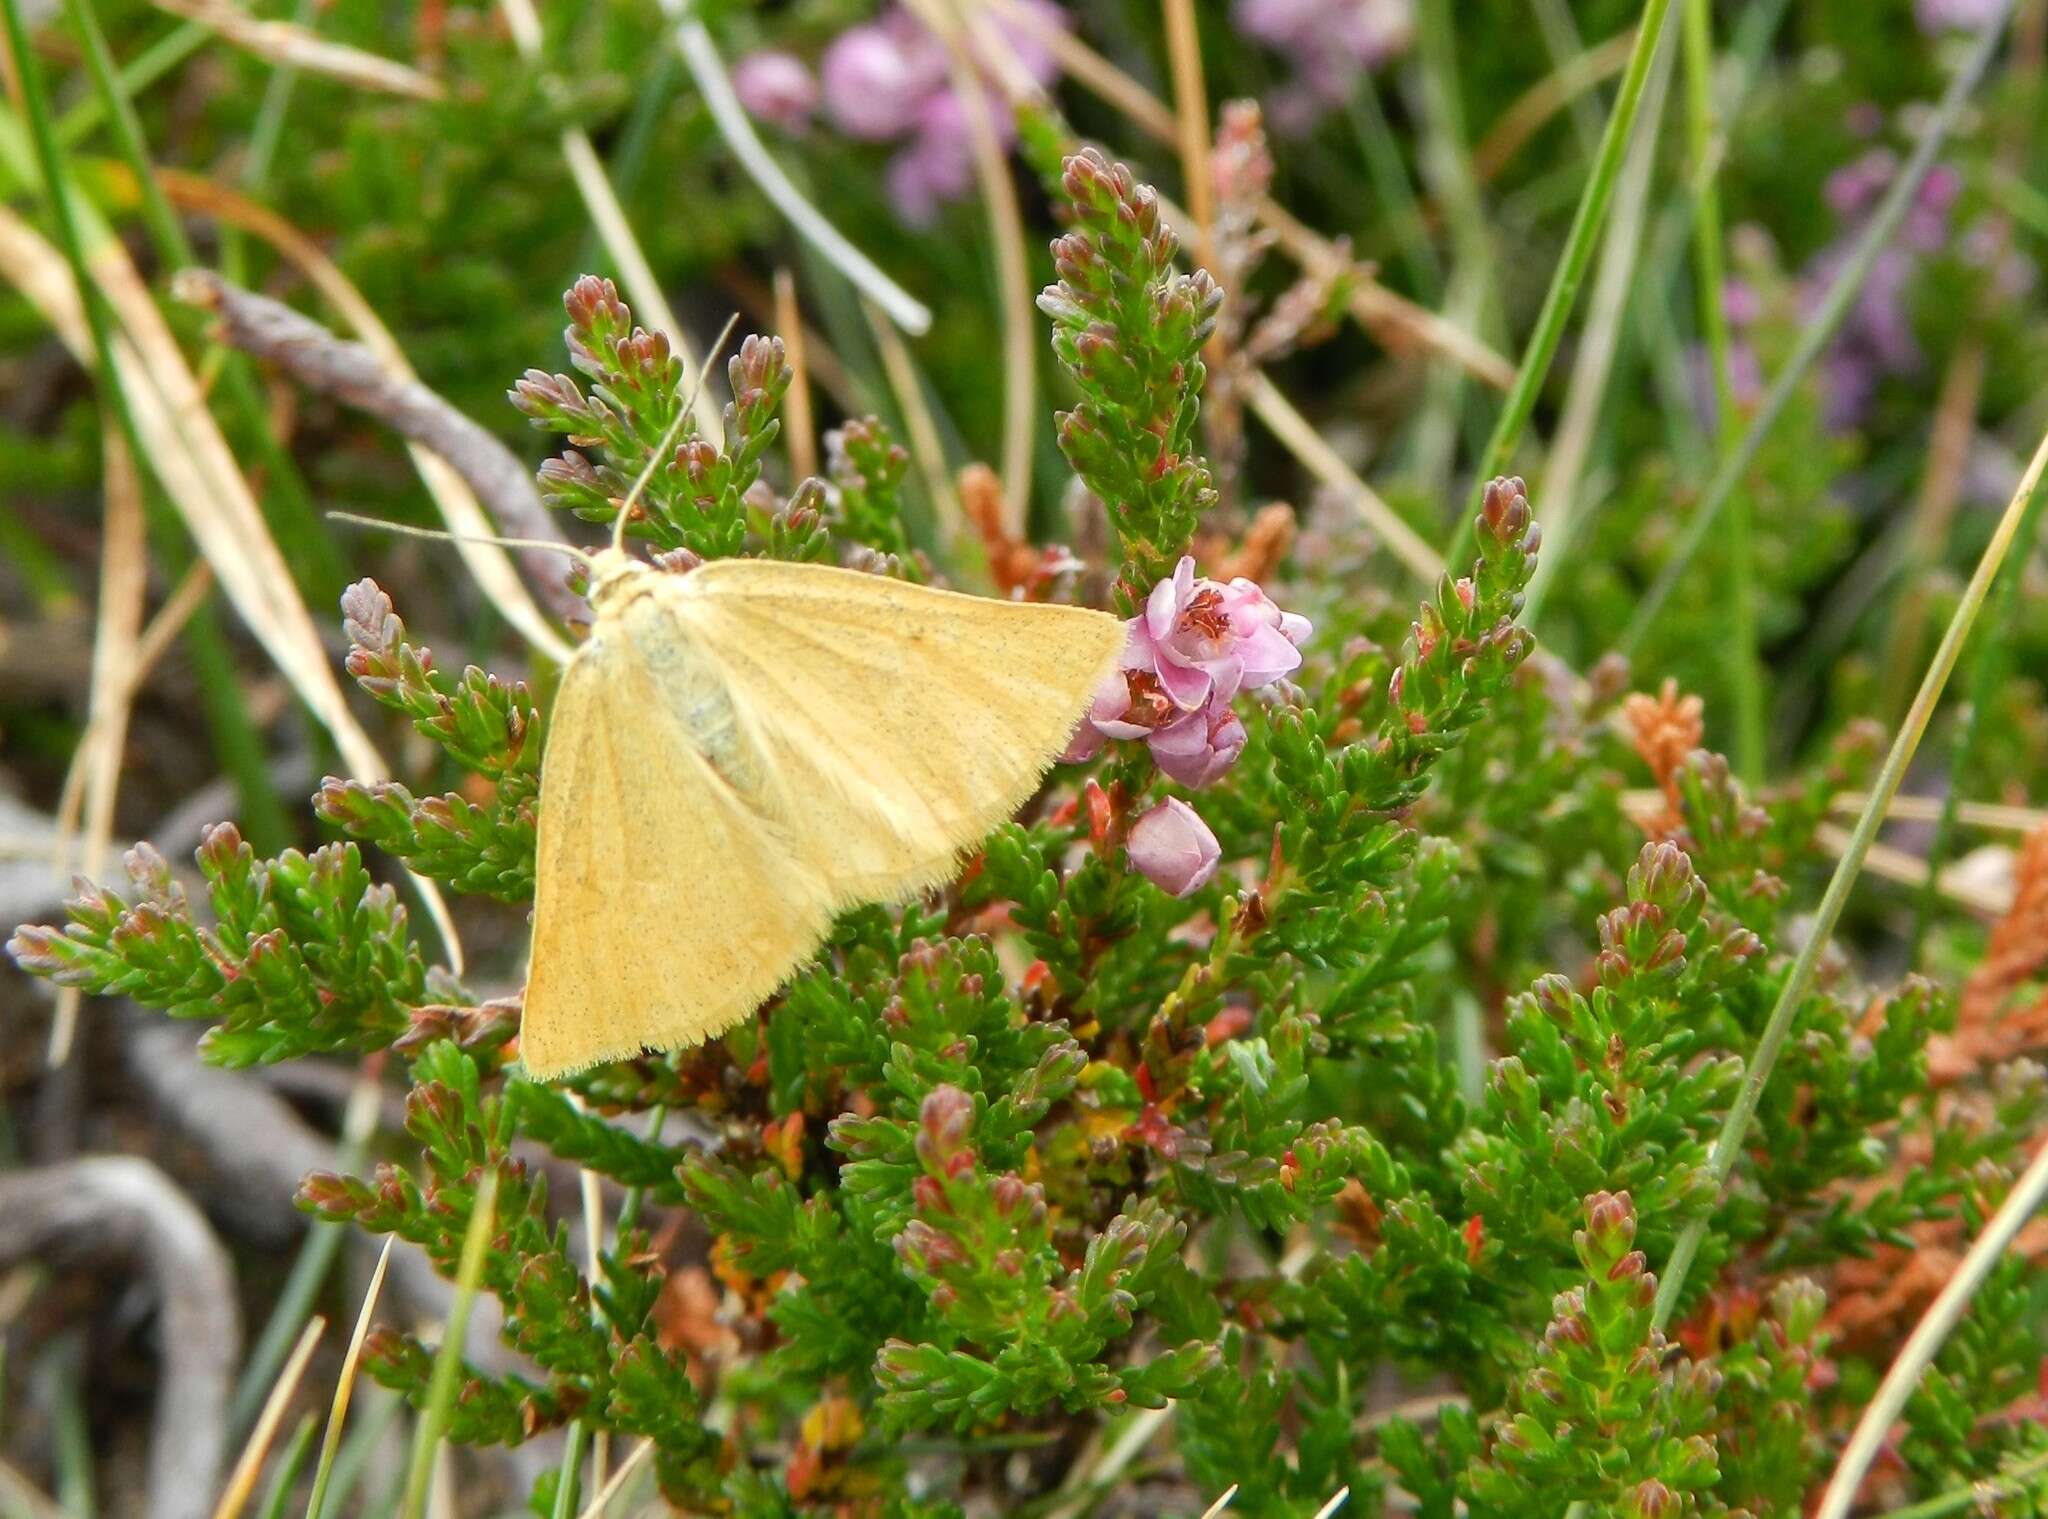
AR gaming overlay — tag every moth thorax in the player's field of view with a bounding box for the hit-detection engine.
[618,594,762,798]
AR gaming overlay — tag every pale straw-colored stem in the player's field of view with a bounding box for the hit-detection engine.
[665,5,933,339]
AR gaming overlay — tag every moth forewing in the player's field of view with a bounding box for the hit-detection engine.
[518,553,1126,1079]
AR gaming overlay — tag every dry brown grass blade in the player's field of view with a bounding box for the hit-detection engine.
[1814,822,2013,918]
[209,1313,325,1519]
[0,202,465,970]
[573,1438,653,1518]
[902,0,1033,532]
[1244,372,1444,580]
[147,0,442,98]
[1195,1484,1239,1519]
[304,1235,394,1519]
[862,295,966,550]
[140,167,573,663]
[45,423,149,1066]
[772,269,818,481]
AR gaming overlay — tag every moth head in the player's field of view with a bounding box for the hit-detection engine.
[587,547,651,609]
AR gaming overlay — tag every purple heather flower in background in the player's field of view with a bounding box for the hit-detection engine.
[732,50,820,132]
[1234,0,1413,133]
[1804,150,1966,428]
[1128,799,1222,897]
[818,0,1066,224]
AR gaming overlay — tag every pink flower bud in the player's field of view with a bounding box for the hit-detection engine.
[1127,798,1221,897]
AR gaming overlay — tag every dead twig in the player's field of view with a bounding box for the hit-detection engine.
[174,270,583,626]
[146,0,442,99]
[0,1157,241,1519]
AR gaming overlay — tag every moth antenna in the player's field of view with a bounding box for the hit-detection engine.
[327,511,598,570]
[610,311,745,556]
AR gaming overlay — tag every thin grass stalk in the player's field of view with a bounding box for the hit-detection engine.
[254,1415,318,1519]
[1529,0,1606,153]
[1244,373,1443,580]
[0,0,286,861]
[400,1167,499,1519]
[862,295,966,550]
[1678,0,1763,784]
[1623,0,2017,653]
[574,47,679,279]
[1908,474,2048,961]
[1473,25,1637,181]
[54,19,209,146]
[212,1317,326,1519]
[219,0,314,290]
[1520,19,1675,624]
[314,1386,403,1519]
[491,0,722,444]
[1815,1133,2048,1519]
[1650,420,2048,1331]
[231,1069,383,1436]
[665,7,932,338]
[902,0,1031,529]
[1407,0,1497,493]
[573,1439,652,1519]
[62,0,340,593]
[1346,76,1441,299]
[46,421,147,1064]
[304,1235,396,1519]
[773,269,818,480]
[1161,0,1213,269]
[1879,1447,2048,1519]
[1443,0,1676,567]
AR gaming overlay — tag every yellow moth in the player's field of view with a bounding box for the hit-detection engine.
[517,547,1124,1078]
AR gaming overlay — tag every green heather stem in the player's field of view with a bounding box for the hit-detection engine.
[1908,474,2048,963]
[1444,0,1677,568]
[1651,422,2048,1332]
[1680,0,1762,785]
[401,1167,499,1519]
[1622,0,2017,655]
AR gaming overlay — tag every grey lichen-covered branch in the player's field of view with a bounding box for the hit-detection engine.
[173,269,582,624]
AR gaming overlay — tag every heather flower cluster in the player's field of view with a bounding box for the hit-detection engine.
[1233,0,1412,133]
[1787,134,2034,429]
[737,2,1067,225]
[1072,556,1310,895]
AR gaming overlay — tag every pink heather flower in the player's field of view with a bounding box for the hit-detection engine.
[818,1,1064,222]
[885,92,986,225]
[1134,557,1310,712]
[732,50,819,132]
[1149,696,1248,790]
[1064,558,1309,786]
[1128,799,1221,897]
[819,17,944,140]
